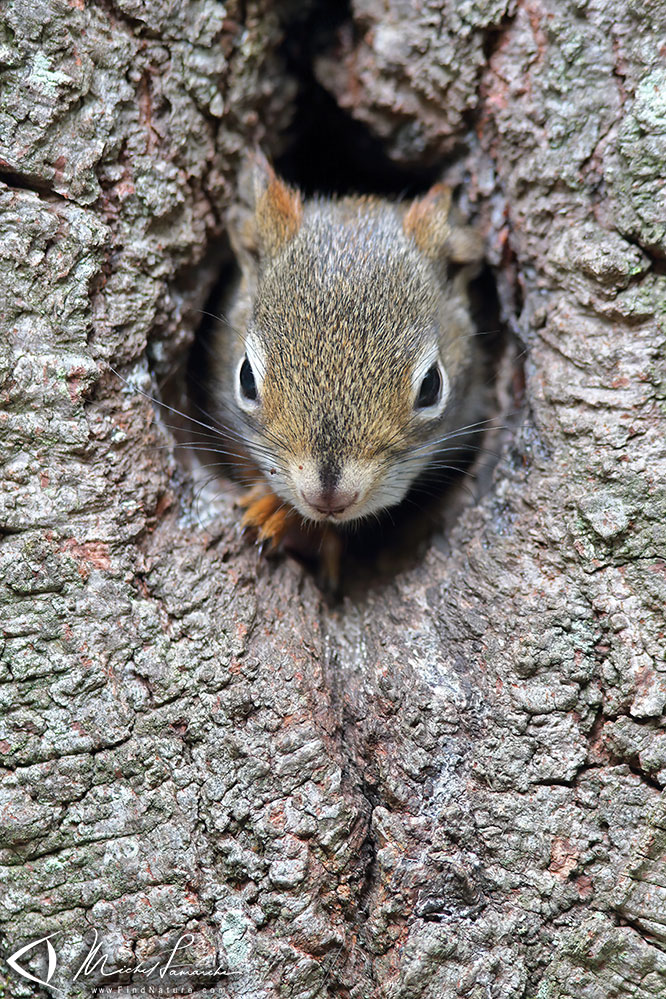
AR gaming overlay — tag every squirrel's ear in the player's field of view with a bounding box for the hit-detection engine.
[403,184,483,264]
[251,151,303,257]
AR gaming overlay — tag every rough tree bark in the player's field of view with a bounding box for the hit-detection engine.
[1,0,665,997]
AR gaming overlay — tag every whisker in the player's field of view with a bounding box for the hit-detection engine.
[397,443,499,464]
[109,365,239,440]
[419,462,477,479]
[195,308,249,345]
[109,364,284,462]
[407,420,512,456]
[189,473,228,532]
[152,423,237,445]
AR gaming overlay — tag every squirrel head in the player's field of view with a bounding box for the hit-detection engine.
[226,154,483,525]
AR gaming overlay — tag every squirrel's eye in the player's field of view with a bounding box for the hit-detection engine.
[415,364,442,409]
[239,356,258,402]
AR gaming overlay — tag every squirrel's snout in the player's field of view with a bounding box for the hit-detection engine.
[287,455,391,523]
[288,457,367,522]
[299,487,359,519]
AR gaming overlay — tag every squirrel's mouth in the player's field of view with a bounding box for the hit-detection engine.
[298,488,360,521]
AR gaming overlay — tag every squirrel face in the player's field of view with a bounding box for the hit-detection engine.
[221,157,483,526]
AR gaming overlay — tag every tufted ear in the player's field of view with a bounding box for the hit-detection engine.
[403,183,483,265]
[251,151,303,257]
[227,151,304,285]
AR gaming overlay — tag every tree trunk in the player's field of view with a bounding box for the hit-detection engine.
[1,0,665,997]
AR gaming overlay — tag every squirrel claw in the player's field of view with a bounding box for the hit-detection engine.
[237,483,343,594]
[238,484,298,549]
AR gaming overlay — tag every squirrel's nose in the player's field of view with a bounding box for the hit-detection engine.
[300,487,359,517]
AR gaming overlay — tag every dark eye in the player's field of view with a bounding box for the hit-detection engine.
[239,356,258,402]
[415,364,442,409]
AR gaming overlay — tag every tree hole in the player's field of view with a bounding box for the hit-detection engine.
[161,0,521,594]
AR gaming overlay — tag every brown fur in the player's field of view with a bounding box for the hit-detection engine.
[238,484,297,546]
[404,183,483,264]
[254,159,303,256]
[403,183,453,258]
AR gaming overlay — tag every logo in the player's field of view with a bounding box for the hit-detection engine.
[7,933,60,990]
[5,930,235,991]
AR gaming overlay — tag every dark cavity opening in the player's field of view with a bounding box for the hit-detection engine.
[274,0,440,198]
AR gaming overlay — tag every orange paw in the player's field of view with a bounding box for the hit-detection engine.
[238,483,300,548]
[237,482,343,592]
